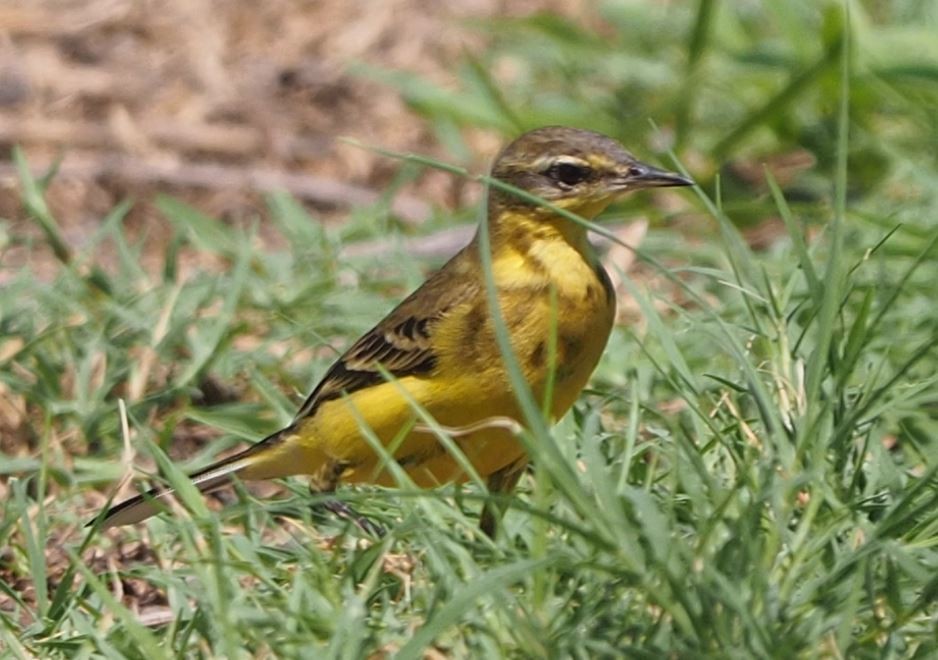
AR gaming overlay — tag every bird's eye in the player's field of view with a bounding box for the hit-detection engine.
[546,161,591,187]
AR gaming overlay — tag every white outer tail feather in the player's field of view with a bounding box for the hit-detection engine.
[97,455,255,528]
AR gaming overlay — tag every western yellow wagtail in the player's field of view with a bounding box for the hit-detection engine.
[94,126,692,536]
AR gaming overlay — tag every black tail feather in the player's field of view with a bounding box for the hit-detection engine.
[91,429,289,528]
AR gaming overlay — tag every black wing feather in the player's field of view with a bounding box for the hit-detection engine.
[293,280,479,420]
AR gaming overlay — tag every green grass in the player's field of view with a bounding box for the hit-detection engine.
[2,1,938,657]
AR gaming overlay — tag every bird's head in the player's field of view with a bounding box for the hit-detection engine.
[489,126,693,220]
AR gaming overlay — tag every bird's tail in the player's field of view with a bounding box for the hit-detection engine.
[92,428,291,529]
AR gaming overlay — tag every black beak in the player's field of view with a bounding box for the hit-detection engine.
[620,162,694,189]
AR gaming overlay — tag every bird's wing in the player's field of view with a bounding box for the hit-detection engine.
[293,261,479,421]
[94,252,481,529]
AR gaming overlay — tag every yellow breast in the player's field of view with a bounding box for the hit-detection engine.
[294,214,616,488]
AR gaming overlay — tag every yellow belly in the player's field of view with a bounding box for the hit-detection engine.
[291,249,616,489]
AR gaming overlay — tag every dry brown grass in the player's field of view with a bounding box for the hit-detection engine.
[0,0,585,233]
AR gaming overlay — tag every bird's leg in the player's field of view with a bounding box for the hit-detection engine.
[310,461,385,537]
[320,498,386,538]
[479,460,526,539]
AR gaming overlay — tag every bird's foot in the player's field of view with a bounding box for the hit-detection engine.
[321,499,386,538]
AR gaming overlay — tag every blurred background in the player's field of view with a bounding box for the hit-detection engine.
[3,0,934,275]
[0,0,508,271]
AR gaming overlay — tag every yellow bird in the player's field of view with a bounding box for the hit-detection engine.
[96,126,692,536]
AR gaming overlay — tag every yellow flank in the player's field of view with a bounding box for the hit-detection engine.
[96,125,693,535]
[286,209,616,489]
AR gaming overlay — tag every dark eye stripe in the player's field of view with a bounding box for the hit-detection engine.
[546,161,591,186]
